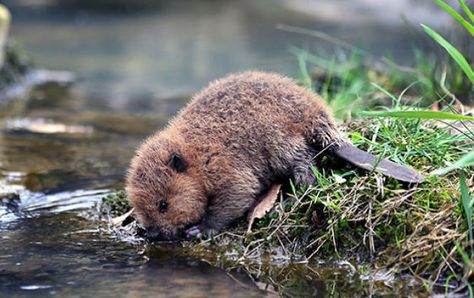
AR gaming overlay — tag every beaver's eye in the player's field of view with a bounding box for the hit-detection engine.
[159,200,168,213]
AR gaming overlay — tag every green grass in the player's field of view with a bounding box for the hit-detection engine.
[420,3,474,176]
[291,35,474,112]
[291,48,372,120]
[359,110,474,121]
[434,151,474,175]
[460,172,474,253]
[433,0,474,37]
[423,24,474,85]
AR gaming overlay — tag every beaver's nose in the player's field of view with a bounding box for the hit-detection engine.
[144,227,176,242]
[144,227,166,242]
[144,228,160,241]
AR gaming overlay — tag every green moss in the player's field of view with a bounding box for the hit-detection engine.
[101,190,131,216]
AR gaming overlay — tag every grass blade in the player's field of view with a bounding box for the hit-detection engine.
[460,172,473,253]
[433,150,474,175]
[422,24,474,85]
[434,0,474,36]
[295,50,313,90]
[455,241,473,272]
[459,0,474,25]
[360,110,474,121]
[370,82,399,107]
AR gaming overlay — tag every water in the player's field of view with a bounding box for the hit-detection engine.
[1,214,265,297]
[6,0,451,106]
[0,0,454,296]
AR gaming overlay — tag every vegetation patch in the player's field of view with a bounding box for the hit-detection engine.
[101,111,473,295]
[101,190,132,217]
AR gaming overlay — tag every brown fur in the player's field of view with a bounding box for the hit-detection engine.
[126,71,343,240]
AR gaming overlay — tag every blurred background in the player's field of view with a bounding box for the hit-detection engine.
[2,0,456,108]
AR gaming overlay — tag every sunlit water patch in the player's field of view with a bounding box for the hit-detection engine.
[5,117,94,134]
[0,173,110,225]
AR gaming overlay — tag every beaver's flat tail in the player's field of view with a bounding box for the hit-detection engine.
[334,143,424,183]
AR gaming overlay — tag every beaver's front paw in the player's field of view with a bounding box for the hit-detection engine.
[185,224,218,239]
[185,226,202,239]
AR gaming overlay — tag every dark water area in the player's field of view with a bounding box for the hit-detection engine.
[0,214,265,297]
[0,0,456,296]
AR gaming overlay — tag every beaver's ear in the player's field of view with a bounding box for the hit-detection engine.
[170,153,187,173]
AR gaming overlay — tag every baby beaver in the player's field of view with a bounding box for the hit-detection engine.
[126,71,423,241]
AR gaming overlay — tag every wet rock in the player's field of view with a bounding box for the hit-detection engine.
[0,192,20,212]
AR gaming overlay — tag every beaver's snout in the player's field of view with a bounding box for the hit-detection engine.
[145,228,172,242]
[144,226,184,242]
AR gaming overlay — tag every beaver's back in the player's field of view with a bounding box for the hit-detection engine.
[168,71,340,185]
[179,72,338,148]
[181,71,331,136]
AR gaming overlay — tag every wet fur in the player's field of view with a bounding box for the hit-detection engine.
[127,71,343,240]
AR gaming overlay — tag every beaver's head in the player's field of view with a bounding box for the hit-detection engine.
[126,135,207,241]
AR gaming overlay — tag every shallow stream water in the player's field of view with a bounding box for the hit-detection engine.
[0,0,455,296]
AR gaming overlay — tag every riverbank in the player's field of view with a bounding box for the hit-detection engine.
[103,98,473,295]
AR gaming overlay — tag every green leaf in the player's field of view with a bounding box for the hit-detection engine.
[370,82,400,107]
[455,241,473,271]
[422,24,474,85]
[434,0,474,36]
[460,172,473,251]
[360,110,474,121]
[295,50,313,91]
[459,0,474,25]
[433,150,474,175]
